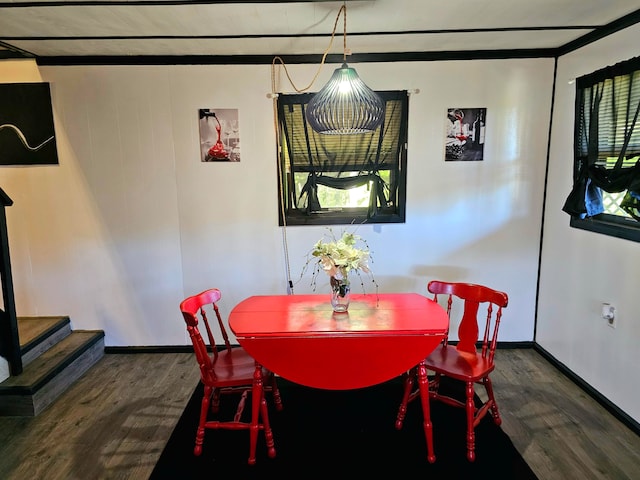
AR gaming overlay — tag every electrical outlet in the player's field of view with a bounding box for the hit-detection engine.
[602,303,616,328]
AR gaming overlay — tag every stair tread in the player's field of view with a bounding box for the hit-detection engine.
[17,316,71,352]
[0,330,105,394]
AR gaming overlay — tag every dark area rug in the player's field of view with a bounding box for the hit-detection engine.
[150,377,538,479]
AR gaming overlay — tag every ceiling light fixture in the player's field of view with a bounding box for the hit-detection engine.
[304,3,384,135]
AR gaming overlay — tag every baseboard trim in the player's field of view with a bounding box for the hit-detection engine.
[533,344,640,437]
[105,345,194,354]
[498,341,535,349]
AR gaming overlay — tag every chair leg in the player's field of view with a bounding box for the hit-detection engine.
[194,384,212,456]
[482,376,502,426]
[429,372,442,394]
[270,374,284,412]
[465,381,476,462]
[417,361,436,463]
[260,390,276,458]
[247,366,264,466]
[211,386,221,413]
[395,367,416,430]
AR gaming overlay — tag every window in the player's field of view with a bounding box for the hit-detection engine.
[563,56,640,242]
[276,91,408,226]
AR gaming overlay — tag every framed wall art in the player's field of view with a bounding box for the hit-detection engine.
[444,107,486,162]
[0,82,58,166]
[198,108,240,162]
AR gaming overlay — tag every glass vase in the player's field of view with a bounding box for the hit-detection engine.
[330,276,351,313]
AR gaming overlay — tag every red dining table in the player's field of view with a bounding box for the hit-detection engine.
[228,292,449,462]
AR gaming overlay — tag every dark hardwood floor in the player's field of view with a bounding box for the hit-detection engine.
[0,349,638,479]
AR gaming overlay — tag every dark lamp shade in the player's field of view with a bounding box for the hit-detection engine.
[305,63,384,135]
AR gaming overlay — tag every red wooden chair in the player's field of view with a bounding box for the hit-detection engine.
[395,280,508,462]
[179,288,283,465]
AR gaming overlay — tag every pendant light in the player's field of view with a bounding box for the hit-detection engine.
[305,3,384,135]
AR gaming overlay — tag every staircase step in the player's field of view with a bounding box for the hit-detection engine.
[0,330,105,416]
[18,316,72,367]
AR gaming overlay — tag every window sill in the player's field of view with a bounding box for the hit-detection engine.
[570,214,640,243]
[280,208,405,226]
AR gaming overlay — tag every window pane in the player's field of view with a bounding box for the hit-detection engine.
[317,177,369,209]
[602,191,632,217]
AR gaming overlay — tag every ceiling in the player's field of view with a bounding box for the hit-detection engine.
[1,0,640,65]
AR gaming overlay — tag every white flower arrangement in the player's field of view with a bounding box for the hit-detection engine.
[312,231,370,279]
[300,228,377,295]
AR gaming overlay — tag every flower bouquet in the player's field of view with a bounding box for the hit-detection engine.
[303,229,376,312]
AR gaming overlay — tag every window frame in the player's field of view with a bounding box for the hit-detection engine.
[276,90,408,226]
[565,56,640,243]
[570,214,640,242]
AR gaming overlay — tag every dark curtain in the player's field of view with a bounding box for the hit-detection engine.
[563,56,640,220]
[277,91,408,218]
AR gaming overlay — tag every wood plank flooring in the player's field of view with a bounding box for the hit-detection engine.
[0,348,638,479]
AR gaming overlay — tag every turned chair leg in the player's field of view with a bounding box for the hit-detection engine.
[395,368,416,430]
[465,381,476,462]
[194,385,212,456]
[271,375,284,412]
[211,387,221,413]
[417,362,436,463]
[260,393,276,458]
[482,376,502,425]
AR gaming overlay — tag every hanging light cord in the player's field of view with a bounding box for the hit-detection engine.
[271,2,347,295]
[342,2,348,63]
[270,2,346,94]
[272,96,294,294]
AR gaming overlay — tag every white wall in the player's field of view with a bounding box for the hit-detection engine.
[0,58,550,353]
[539,24,640,425]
